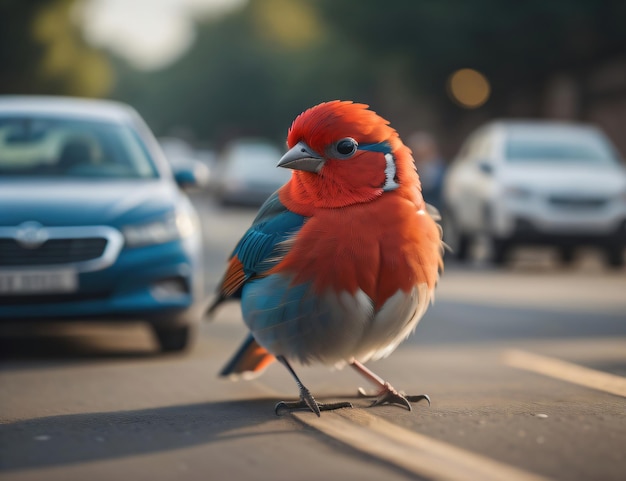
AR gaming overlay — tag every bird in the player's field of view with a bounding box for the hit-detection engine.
[209,100,444,416]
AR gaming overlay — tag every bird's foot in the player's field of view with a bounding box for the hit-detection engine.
[357,383,431,411]
[275,386,352,417]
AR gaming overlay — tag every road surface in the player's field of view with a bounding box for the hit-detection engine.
[1,194,625,481]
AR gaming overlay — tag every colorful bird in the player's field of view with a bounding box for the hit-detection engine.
[209,101,444,416]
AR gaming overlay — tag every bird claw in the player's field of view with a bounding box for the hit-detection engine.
[275,386,353,417]
[274,400,353,417]
[357,384,431,411]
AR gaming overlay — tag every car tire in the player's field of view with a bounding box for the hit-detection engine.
[604,245,624,269]
[559,247,575,265]
[491,238,511,266]
[152,325,193,352]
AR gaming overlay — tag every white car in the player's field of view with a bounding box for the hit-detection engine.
[211,139,292,207]
[442,120,626,267]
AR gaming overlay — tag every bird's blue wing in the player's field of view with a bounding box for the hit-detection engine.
[234,191,305,275]
[208,191,306,312]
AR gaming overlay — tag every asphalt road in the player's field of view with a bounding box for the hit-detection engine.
[1,194,625,481]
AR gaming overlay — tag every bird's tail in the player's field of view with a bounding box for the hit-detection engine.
[205,256,247,319]
[220,333,276,380]
[205,293,226,318]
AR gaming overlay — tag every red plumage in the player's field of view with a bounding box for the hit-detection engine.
[275,101,441,308]
[281,101,422,211]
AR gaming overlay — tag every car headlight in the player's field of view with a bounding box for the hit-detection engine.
[123,210,196,247]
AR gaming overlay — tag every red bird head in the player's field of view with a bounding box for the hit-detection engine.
[278,101,422,212]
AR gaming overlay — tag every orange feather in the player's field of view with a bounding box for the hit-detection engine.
[271,195,440,309]
[221,257,246,297]
[220,336,276,378]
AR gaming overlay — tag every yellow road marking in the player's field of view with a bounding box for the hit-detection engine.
[503,349,626,398]
[294,410,552,481]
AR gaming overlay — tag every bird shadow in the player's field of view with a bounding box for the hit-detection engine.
[0,398,288,472]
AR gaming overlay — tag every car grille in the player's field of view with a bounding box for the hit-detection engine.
[548,196,608,209]
[0,224,124,272]
[0,238,108,266]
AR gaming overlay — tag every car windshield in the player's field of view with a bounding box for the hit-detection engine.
[505,128,619,166]
[0,116,158,179]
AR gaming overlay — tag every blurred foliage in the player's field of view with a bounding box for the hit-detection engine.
[1,0,625,149]
[0,0,112,97]
[112,0,378,146]
[319,0,626,107]
[111,0,626,147]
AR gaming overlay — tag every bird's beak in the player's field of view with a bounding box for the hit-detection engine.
[277,141,325,173]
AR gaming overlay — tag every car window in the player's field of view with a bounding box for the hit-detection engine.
[505,128,619,165]
[222,143,291,183]
[0,116,159,179]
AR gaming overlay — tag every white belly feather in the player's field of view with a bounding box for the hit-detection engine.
[246,277,434,367]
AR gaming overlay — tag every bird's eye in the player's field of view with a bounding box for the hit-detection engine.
[330,138,358,158]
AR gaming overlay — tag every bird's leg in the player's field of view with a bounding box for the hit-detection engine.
[274,355,353,417]
[350,359,430,411]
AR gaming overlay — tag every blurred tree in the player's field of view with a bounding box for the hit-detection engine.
[114,0,378,146]
[315,0,626,115]
[0,0,113,97]
[3,0,624,153]
[110,0,626,151]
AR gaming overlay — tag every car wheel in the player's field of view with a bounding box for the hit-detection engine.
[604,245,624,269]
[559,247,575,265]
[491,238,511,266]
[152,325,193,352]
[442,209,472,262]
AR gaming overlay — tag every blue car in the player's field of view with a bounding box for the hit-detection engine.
[0,96,205,352]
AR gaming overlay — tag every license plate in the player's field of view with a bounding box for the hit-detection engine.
[0,270,78,295]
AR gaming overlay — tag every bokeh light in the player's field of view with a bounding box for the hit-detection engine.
[447,68,491,108]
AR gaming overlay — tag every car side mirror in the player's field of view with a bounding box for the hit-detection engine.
[172,161,210,190]
[478,160,494,175]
